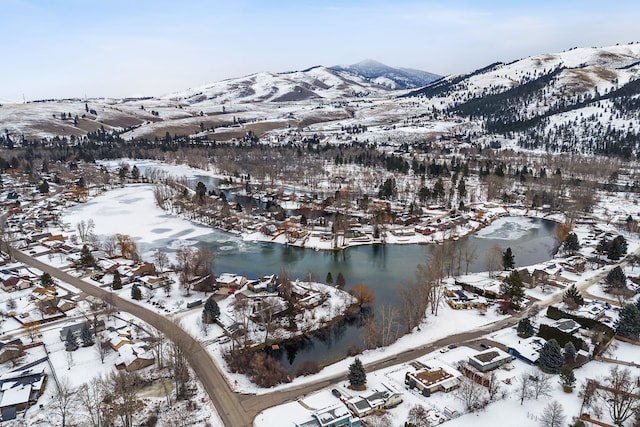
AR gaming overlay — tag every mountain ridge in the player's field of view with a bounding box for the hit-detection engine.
[330,59,441,89]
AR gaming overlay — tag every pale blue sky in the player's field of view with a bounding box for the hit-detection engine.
[1,0,639,101]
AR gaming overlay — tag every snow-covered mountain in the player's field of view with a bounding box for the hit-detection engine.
[164,66,393,104]
[407,44,640,156]
[2,44,640,156]
[331,59,440,89]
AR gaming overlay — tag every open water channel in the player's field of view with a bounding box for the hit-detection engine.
[96,164,560,370]
[189,216,558,371]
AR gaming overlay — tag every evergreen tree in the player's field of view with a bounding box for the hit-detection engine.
[559,364,576,389]
[80,322,94,346]
[615,303,640,340]
[563,284,584,308]
[347,357,367,389]
[195,181,207,204]
[65,328,78,350]
[502,247,515,270]
[500,270,525,310]
[131,284,142,300]
[326,272,333,285]
[336,272,346,289]
[608,235,628,260]
[112,270,122,290]
[517,318,535,338]
[563,341,576,359]
[38,179,49,194]
[378,177,397,199]
[596,237,610,255]
[613,235,628,254]
[605,266,627,291]
[79,244,96,268]
[539,339,564,374]
[285,300,297,330]
[40,272,54,287]
[202,296,220,324]
[562,233,580,253]
[457,179,467,200]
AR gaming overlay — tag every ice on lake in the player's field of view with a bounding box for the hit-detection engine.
[474,216,541,240]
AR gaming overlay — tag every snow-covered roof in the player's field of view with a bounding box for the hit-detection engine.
[0,385,31,407]
[117,343,154,367]
[469,347,512,368]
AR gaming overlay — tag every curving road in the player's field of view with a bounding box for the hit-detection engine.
[11,250,253,427]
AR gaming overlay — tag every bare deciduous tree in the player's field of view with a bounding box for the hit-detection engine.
[530,370,552,399]
[147,327,167,369]
[407,404,431,427]
[105,370,141,427]
[416,245,446,316]
[486,371,502,401]
[52,376,77,427]
[517,372,533,405]
[102,234,117,257]
[258,297,282,345]
[168,339,190,401]
[485,244,503,278]
[539,400,566,427]
[95,335,110,364]
[176,246,196,296]
[597,367,640,426]
[456,376,484,412]
[153,250,170,276]
[78,377,107,427]
[398,280,428,334]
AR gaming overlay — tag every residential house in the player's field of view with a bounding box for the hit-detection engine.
[517,268,550,289]
[131,263,155,277]
[0,276,31,293]
[251,297,288,322]
[0,339,24,364]
[97,259,120,274]
[345,383,403,418]
[552,319,581,334]
[468,347,513,372]
[30,286,58,314]
[561,256,586,274]
[294,403,362,427]
[576,301,607,320]
[217,273,249,292]
[56,298,76,313]
[405,364,460,396]
[115,343,154,372]
[138,275,172,290]
[59,322,91,341]
[507,336,546,365]
[445,287,488,310]
[0,368,45,421]
[109,332,133,351]
[247,275,277,293]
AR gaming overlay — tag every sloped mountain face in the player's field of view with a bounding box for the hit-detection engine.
[331,59,441,89]
[408,44,640,157]
[164,66,389,104]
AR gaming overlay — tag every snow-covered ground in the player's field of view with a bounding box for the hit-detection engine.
[256,334,640,427]
[6,158,640,426]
